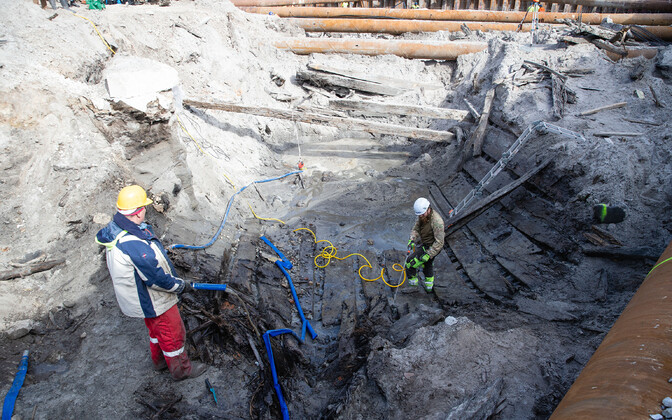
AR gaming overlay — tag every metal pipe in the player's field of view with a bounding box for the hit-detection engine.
[244,7,672,26]
[287,17,563,34]
[550,240,672,419]
[549,0,672,11]
[235,0,672,10]
[274,38,488,60]
[284,18,672,40]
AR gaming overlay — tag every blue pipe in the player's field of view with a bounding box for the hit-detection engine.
[2,350,29,420]
[169,170,302,250]
[192,283,227,292]
[260,236,317,341]
[263,329,301,420]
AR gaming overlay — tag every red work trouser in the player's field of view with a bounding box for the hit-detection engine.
[144,304,192,380]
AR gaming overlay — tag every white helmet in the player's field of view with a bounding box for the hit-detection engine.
[414,197,430,216]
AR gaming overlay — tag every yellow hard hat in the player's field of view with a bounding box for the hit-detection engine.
[116,185,153,210]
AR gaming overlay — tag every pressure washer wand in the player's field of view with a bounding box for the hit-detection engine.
[191,283,227,292]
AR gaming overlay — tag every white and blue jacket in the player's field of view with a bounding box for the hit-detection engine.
[96,213,186,319]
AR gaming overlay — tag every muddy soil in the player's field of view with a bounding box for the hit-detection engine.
[1,0,671,419]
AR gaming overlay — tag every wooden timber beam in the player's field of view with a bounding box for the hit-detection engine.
[183,99,454,142]
[274,38,488,60]
[329,99,469,121]
[243,7,672,27]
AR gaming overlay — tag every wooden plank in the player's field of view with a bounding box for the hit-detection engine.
[432,249,481,306]
[447,230,509,302]
[330,98,470,121]
[184,99,454,142]
[467,208,548,289]
[297,69,404,96]
[307,62,444,91]
[471,87,496,156]
[439,174,511,301]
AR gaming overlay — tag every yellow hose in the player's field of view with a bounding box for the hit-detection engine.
[71,12,116,55]
[293,227,406,288]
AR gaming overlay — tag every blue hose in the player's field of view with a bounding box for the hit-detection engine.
[169,170,302,250]
[261,236,317,341]
[192,283,227,291]
[2,350,29,420]
[262,329,301,420]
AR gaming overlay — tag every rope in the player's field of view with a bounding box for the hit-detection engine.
[70,12,116,55]
[169,170,302,250]
[292,228,406,288]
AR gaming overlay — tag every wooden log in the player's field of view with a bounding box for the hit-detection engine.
[297,69,404,96]
[0,259,65,281]
[578,101,626,116]
[184,99,454,142]
[329,99,470,120]
[274,38,488,61]
[593,132,643,137]
[308,62,444,91]
[471,87,496,157]
[242,7,672,26]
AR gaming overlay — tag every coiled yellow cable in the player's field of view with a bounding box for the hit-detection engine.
[293,227,406,288]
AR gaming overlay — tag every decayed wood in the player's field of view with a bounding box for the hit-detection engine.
[582,246,659,260]
[523,60,568,80]
[297,69,404,96]
[184,99,454,142]
[471,87,496,157]
[0,258,65,281]
[463,98,481,120]
[329,99,469,120]
[591,39,627,57]
[649,84,665,108]
[307,62,443,91]
[594,132,643,137]
[578,101,627,116]
[444,156,554,238]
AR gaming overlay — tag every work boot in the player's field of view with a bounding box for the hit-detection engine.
[408,276,418,286]
[423,276,434,292]
[186,362,208,380]
[153,359,168,371]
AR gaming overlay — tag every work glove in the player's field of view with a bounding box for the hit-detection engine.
[180,280,195,293]
[410,253,430,269]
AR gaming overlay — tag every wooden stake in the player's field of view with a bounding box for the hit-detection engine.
[471,87,496,156]
[578,101,626,116]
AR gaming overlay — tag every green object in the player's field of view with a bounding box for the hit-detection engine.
[424,276,434,292]
[205,378,217,405]
[421,253,430,263]
[88,0,105,9]
[408,276,418,286]
[407,239,414,249]
[411,257,424,269]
